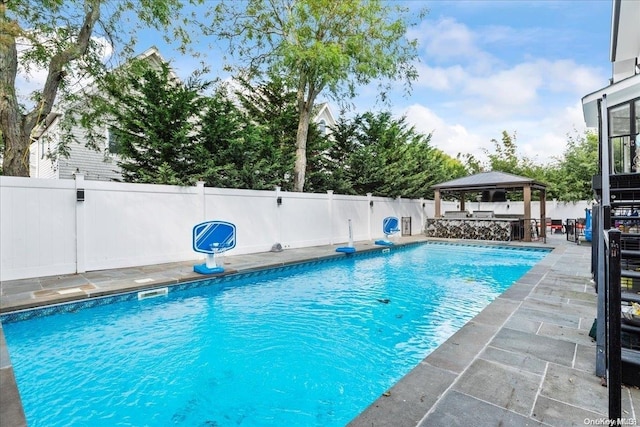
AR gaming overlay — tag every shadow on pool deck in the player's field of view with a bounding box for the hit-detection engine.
[1,234,638,426]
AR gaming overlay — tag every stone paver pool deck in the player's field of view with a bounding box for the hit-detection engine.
[1,234,638,426]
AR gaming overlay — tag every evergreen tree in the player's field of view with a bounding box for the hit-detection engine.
[234,76,298,190]
[95,60,209,185]
[199,83,272,189]
[318,115,361,195]
[347,112,466,198]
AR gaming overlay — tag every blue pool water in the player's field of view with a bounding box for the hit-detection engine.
[2,243,548,427]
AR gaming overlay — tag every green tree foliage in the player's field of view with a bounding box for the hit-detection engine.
[317,114,360,195]
[456,153,484,175]
[232,76,299,190]
[341,112,466,198]
[199,81,293,190]
[485,131,535,176]
[301,124,333,193]
[1,0,202,177]
[551,131,598,201]
[208,0,422,192]
[94,60,209,185]
[476,129,598,202]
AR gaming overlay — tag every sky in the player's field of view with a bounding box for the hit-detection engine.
[389,0,612,165]
[17,0,614,166]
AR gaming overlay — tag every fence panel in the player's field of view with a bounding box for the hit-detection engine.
[0,177,77,281]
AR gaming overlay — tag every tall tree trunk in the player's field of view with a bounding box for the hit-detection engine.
[0,2,29,176]
[293,74,319,192]
[0,0,100,176]
[293,104,311,192]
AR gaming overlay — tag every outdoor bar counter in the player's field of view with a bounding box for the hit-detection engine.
[425,211,536,241]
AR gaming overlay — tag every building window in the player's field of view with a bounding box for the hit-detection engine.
[609,98,639,173]
[318,119,326,135]
[107,127,122,155]
[636,100,640,136]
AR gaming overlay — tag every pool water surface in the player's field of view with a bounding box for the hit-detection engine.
[1,243,548,426]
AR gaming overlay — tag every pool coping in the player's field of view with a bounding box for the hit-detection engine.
[2,235,632,426]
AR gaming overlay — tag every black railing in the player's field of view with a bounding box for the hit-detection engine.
[565,218,586,243]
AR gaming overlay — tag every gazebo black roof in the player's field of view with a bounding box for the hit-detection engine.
[433,171,546,192]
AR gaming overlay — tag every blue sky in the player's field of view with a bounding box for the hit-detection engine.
[17,0,614,166]
[369,0,612,164]
[159,0,614,165]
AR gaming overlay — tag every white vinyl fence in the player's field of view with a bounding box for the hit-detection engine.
[0,175,591,281]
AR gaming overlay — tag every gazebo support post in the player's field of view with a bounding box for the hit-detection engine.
[540,190,547,241]
[524,185,532,242]
[435,189,441,217]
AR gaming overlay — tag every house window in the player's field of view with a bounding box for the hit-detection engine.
[636,100,640,136]
[107,127,122,155]
[318,119,326,135]
[608,98,639,173]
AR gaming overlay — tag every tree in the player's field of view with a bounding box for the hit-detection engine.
[552,130,598,201]
[485,131,523,174]
[232,76,299,190]
[316,114,360,195]
[1,0,201,176]
[208,0,421,192]
[93,60,209,185]
[344,111,465,198]
[457,153,484,175]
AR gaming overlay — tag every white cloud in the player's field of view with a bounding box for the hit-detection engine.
[515,101,589,163]
[398,99,590,166]
[402,104,488,159]
[466,63,543,109]
[409,18,498,73]
[414,62,467,91]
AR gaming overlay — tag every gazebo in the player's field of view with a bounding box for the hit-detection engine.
[431,171,547,242]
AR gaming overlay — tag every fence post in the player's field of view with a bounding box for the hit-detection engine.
[367,192,372,241]
[606,228,622,422]
[196,181,206,221]
[419,198,425,235]
[74,173,86,274]
[275,186,282,245]
[327,190,334,245]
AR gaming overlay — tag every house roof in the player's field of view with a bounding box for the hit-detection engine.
[610,0,640,83]
[432,171,546,192]
[313,102,336,125]
[582,0,640,127]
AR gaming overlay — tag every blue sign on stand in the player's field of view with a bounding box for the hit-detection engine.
[193,221,236,274]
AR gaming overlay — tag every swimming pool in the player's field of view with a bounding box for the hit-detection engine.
[1,242,548,426]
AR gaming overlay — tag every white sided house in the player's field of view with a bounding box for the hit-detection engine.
[29,47,170,181]
[582,0,640,168]
[29,47,337,182]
